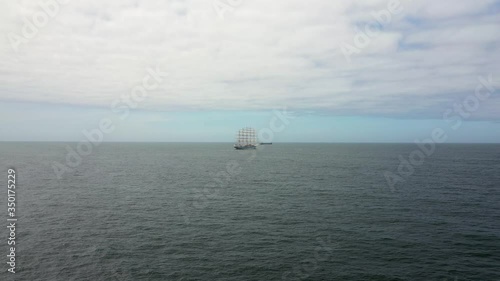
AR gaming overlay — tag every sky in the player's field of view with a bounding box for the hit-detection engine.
[1,0,499,142]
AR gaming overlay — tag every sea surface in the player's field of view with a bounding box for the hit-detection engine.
[0,143,499,281]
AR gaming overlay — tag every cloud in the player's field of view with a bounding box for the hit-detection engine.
[0,0,499,119]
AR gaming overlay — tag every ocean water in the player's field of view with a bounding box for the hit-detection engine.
[1,143,499,281]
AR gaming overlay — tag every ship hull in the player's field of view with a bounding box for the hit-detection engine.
[234,145,257,150]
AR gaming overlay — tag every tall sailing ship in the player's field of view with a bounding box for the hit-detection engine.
[234,127,258,150]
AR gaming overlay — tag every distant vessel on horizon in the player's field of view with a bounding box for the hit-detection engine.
[234,127,258,150]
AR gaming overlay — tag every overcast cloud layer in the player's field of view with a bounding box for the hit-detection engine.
[1,0,499,119]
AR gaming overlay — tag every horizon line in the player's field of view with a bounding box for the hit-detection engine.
[1,141,499,144]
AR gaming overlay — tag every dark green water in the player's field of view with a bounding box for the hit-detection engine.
[0,143,499,280]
